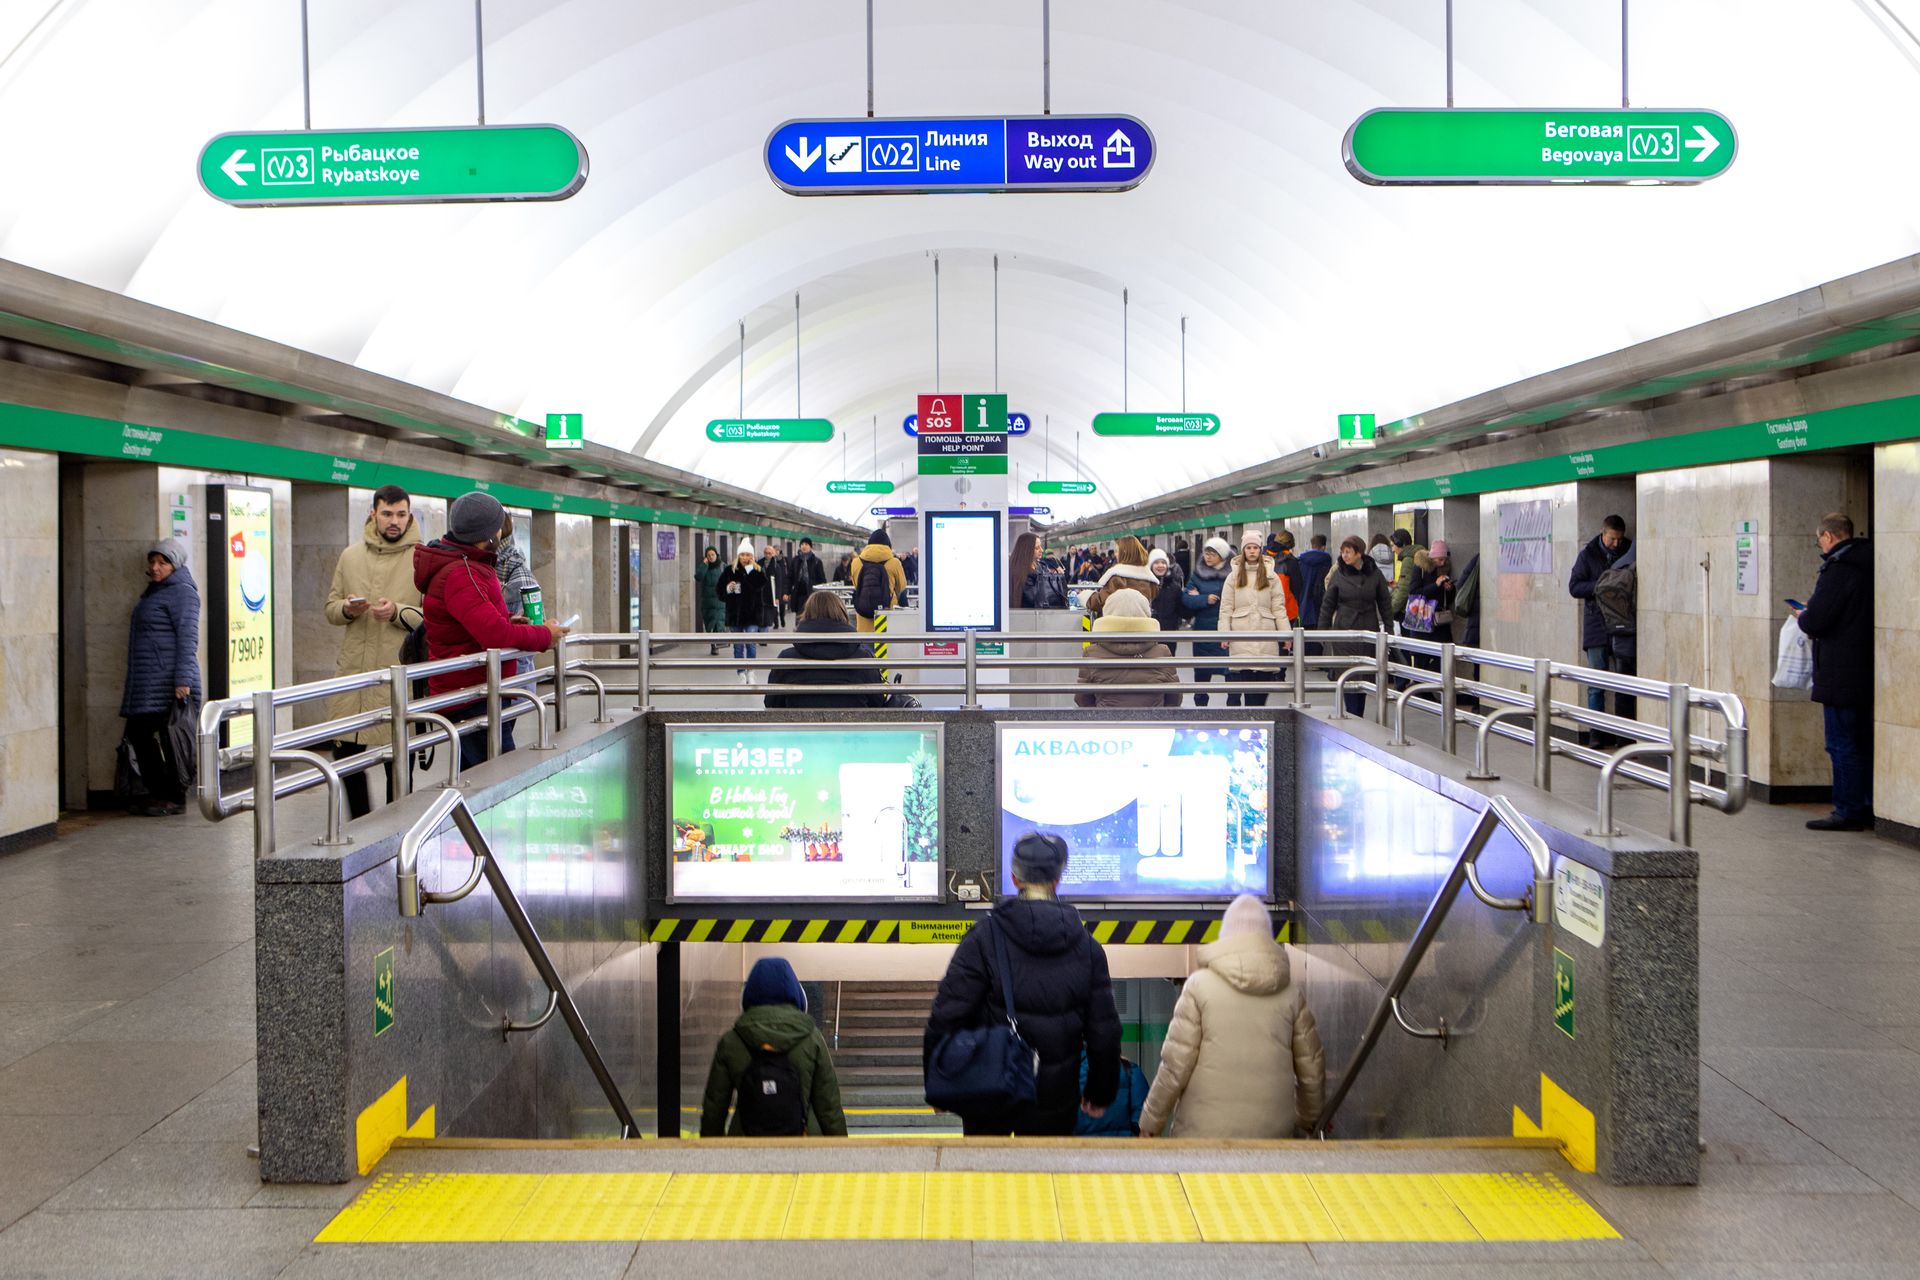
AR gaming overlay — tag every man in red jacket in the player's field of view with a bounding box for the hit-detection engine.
[413,491,566,771]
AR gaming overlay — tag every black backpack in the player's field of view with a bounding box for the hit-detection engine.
[1594,563,1637,634]
[733,1034,808,1136]
[853,557,891,618]
[397,621,437,769]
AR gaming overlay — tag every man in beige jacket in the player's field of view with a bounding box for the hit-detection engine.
[325,485,425,818]
[1138,894,1325,1138]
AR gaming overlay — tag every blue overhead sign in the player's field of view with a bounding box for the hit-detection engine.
[767,116,1154,195]
[871,506,917,517]
[906,411,1031,436]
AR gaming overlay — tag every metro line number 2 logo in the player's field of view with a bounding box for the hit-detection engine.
[261,147,316,185]
[1626,126,1678,162]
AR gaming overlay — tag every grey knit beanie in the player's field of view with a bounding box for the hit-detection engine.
[448,492,506,546]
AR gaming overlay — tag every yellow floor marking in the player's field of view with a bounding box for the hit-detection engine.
[1513,1072,1599,1173]
[644,1171,795,1240]
[359,1173,543,1243]
[1056,1173,1199,1243]
[1180,1172,1341,1243]
[499,1173,672,1242]
[785,1172,925,1239]
[922,1172,1061,1241]
[354,1078,411,1177]
[1308,1173,1479,1242]
[315,1169,1618,1245]
[1435,1171,1619,1241]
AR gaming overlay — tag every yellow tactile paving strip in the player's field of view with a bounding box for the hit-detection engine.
[317,1169,1620,1244]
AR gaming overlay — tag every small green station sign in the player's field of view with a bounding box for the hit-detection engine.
[197,125,590,207]
[1092,412,1220,437]
[827,480,895,494]
[544,413,584,450]
[706,419,835,443]
[1030,480,1095,495]
[1344,108,1736,186]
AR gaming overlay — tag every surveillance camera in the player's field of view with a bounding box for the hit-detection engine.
[1312,445,1328,459]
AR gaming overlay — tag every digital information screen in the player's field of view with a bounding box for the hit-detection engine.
[668,724,944,902]
[925,510,1002,632]
[997,722,1271,900]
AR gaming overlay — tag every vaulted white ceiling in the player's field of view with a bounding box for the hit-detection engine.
[4,0,1920,524]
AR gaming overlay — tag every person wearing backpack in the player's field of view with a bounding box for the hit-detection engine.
[923,832,1121,1136]
[700,957,846,1137]
[1569,515,1632,743]
[851,527,906,632]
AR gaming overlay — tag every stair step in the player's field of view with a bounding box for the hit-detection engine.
[836,982,939,994]
[834,1031,920,1048]
[830,1048,921,1066]
[838,1009,933,1022]
[834,1066,924,1083]
[839,1086,932,1106]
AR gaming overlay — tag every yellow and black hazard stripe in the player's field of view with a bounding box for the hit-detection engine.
[872,610,889,674]
[1080,609,1093,652]
[646,917,1292,945]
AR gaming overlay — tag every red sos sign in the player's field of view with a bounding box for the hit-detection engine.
[917,395,961,433]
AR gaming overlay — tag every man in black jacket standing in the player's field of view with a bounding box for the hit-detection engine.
[924,833,1121,1136]
[785,537,826,617]
[1568,515,1631,738]
[1794,513,1875,832]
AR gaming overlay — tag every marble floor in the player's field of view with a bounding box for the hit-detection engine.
[0,715,1918,1276]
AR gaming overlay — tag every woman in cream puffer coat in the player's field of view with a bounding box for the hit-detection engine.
[1137,894,1325,1138]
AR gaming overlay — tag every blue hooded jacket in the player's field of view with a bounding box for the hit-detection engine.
[742,957,808,1011]
[121,541,202,716]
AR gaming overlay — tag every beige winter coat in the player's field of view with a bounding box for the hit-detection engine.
[1137,932,1326,1138]
[1218,564,1289,667]
[324,518,425,745]
[1075,617,1181,708]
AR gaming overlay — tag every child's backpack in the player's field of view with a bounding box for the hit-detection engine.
[733,1034,808,1136]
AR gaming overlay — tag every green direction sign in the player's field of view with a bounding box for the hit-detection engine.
[1344,109,1737,186]
[919,454,1009,476]
[705,418,835,443]
[1092,412,1221,437]
[374,946,395,1036]
[827,479,895,494]
[1030,480,1095,495]
[1553,948,1575,1040]
[545,413,584,451]
[197,125,589,207]
[1337,413,1377,450]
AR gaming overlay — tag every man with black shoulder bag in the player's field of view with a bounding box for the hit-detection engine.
[922,832,1122,1136]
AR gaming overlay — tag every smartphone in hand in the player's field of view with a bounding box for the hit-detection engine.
[1785,598,1805,611]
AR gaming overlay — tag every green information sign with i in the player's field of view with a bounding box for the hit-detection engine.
[1344,108,1737,186]
[197,125,590,207]
[1337,413,1377,450]
[374,946,395,1036]
[545,413,584,450]
[1553,948,1575,1040]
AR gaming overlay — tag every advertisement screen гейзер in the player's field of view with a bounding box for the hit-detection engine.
[669,724,942,901]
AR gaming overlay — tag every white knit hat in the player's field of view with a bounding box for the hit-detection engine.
[736,539,756,559]
[1240,527,1268,549]
[1203,536,1233,563]
[1220,893,1273,941]
[1146,546,1170,567]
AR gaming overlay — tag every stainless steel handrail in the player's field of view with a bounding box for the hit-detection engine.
[1314,794,1551,1136]
[396,789,641,1138]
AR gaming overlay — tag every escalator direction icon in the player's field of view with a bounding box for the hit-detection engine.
[825,137,863,172]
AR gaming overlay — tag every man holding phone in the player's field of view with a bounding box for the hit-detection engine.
[324,484,426,818]
[1792,512,1875,832]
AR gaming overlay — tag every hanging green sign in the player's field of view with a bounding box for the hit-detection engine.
[1030,480,1096,495]
[1337,413,1377,449]
[544,413,584,451]
[705,419,835,443]
[197,125,590,207]
[1344,108,1736,186]
[1092,412,1220,437]
[827,480,895,494]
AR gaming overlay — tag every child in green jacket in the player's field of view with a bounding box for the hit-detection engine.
[700,957,847,1137]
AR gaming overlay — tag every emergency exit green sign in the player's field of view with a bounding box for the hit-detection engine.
[1344,109,1737,186]
[545,413,584,450]
[1030,480,1095,495]
[197,125,590,207]
[1553,948,1575,1040]
[374,946,395,1036]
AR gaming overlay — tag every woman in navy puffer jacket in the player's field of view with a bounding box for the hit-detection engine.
[120,539,202,815]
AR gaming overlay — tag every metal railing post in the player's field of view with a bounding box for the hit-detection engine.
[387,665,413,802]
[1439,643,1458,756]
[1289,624,1310,709]
[1531,657,1553,791]
[251,689,277,858]
[485,649,504,760]
[551,635,570,734]
[1668,682,1692,845]
[1373,630,1391,726]
[636,632,652,711]
[963,631,979,709]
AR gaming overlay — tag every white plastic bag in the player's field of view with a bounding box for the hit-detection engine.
[1772,615,1812,690]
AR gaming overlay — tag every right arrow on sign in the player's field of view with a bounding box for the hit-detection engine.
[1685,124,1721,163]
[785,138,821,172]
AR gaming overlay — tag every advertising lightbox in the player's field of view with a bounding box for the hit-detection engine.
[925,510,1002,632]
[997,722,1271,900]
[1297,729,1470,902]
[668,724,944,902]
[206,484,275,749]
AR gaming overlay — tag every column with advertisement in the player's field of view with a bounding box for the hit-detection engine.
[205,485,276,748]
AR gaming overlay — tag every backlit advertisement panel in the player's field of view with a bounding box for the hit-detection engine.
[668,724,944,902]
[207,484,274,749]
[997,722,1271,900]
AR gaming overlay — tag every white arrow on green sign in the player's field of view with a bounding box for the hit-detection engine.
[1092,412,1220,437]
[827,480,895,494]
[197,125,589,207]
[706,419,835,443]
[1030,480,1095,495]
[1343,108,1736,185]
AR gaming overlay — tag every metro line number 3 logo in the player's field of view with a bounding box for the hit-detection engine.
[261,147,316,185]
[1626,126,1678,161]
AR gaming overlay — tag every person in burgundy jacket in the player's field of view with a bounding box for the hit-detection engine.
[413,491,567,771]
